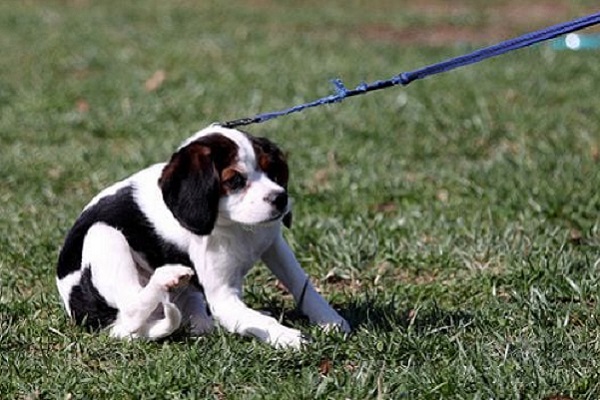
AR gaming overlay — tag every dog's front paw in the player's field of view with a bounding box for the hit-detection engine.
[320,317,351,334]
[311,309,351,334]
[267,326,307,350]
[152,265,195,291]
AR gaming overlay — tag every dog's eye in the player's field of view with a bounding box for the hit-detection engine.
[224,173,247,192]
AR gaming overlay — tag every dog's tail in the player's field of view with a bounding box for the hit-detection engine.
[111,301,182,340]
[139,302,182,339]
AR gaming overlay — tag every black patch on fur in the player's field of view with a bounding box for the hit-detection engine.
[68,267,118,330]
[282,212,293,228]
[159,134,238,235]
[57,185,192,280]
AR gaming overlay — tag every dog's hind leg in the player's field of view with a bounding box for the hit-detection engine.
[82,223,193,339]
[171,287,214,336]
[109,265,195,339]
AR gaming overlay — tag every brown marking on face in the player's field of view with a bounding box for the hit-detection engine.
[220,167,247,195]
[221,167,238,182]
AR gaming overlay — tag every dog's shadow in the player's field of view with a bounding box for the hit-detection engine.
[341,300,474,334]
[262,298,475,335]
[166,299,475,343]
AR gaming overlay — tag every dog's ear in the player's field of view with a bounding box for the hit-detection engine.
[250,136,289,190]
[282,212,293,228]
[250,135,292,228]
[159,142,220,235]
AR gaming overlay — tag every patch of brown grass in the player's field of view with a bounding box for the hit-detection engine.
[360,0,596,46]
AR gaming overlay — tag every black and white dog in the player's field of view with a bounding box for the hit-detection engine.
[56,126,350,348]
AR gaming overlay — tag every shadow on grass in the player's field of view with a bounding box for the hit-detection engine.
[257,298,475,335]
[46,298,475,345]
[340,299,475,334]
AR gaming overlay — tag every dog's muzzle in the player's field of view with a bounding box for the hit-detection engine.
[264,192,288,214]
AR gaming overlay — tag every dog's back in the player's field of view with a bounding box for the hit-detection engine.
[56,172,193,332]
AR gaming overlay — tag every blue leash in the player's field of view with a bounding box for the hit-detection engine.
[221,11,600,129]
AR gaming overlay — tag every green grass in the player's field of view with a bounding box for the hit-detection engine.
[2,0,600,398]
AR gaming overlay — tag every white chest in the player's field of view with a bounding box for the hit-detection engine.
[189,223,281,287]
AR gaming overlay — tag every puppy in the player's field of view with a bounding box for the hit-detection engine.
[56,125,350,348]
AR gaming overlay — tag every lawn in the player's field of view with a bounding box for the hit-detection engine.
[2,0,600,398]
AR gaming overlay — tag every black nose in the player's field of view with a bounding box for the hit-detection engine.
[265,192,288,212]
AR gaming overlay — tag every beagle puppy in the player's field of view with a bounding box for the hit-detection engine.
[56,126,350,348]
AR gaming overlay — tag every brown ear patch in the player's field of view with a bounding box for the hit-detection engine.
[159,142,213,187]
[196,134,239,172]
[250,135,289,189]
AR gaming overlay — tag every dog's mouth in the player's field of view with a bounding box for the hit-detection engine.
[248,209,286,226]
[216,210,286,228]
[268,200,292,223]
[265,211,285,223]
[216,198,292,228]
[256,197,292,224]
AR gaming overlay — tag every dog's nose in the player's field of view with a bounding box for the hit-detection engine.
[264,192,288,212]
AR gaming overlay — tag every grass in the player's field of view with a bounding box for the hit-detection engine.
[2,0,600,398]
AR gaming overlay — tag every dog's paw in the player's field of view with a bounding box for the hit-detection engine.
[268,326,307,350]
[311,310,351,334]
[320,317,351,334]
[109,324,140,340]
[188,315,215,336]
[152,265,195,291]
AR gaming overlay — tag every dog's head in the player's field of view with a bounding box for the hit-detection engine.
[159,126,290,235]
